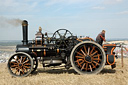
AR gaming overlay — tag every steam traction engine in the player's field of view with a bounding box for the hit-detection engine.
[7,20,117,77]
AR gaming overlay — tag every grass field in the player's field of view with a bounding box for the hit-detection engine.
[0,58,128,85]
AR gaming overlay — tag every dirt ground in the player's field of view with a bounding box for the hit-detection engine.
[0,58,128,85]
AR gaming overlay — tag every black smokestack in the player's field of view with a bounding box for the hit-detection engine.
[22,20,28,45]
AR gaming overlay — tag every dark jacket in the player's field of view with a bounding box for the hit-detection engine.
[96,32,105,45]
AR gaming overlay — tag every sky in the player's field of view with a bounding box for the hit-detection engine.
[0,0,128,40]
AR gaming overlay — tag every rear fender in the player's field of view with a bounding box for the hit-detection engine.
[103,44,116,65]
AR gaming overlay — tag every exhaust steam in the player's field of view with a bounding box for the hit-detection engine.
[0,16,22,28]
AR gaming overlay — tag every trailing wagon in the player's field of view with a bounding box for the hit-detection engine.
[7,20,117,77]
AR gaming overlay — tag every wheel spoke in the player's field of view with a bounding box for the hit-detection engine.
[93,58,101,61]
[23,59,29,64]
[79,60,84,65]
[17,56,21,63]
[21,69,25,75]
[87,47,90,55]
[22,56,26,62]
[75,59,84,67]
[91,63,96,68]
[10,62,18,65]
[84,45,88,54]
[77,52,85,57]
[89,65,92,72]
[11,65,18,68]
[80,49,87,56]
[90,51,98,57]
[81,63,86,70]
[93,61,100,65]
[57,31,61,37]
[24,63,31,66]
[64,41,68,47]
[92,54,100,58]
[75,59,83,62]
[24,66,31,69]
[90,46,95,55]
[63,30,67,37]
[15,68,19,74]
[20,56,23,63]
[23,67,27,73]
[75,56,84,59]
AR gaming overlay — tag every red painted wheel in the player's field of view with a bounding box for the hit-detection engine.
[7,52,33,77]
[70,41,106,74]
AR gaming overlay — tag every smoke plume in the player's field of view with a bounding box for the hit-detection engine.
[0,16,22,28]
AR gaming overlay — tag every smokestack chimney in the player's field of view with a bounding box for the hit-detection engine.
[22,20,28,45]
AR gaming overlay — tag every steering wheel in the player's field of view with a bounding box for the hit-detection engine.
[52,29,73,48]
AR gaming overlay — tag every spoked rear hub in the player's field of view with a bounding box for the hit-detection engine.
[7,52,33,77]
[70,41,106,74]
[85,55,92,63]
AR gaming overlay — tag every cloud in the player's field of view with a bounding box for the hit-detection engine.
[103,0,123,4]
[0,0,38,13]
[45,0,89,6]
[44,0,124,6]
[92,6,105,10]
[117,11,128,15]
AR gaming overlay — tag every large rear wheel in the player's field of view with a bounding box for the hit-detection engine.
[70,41,106,74]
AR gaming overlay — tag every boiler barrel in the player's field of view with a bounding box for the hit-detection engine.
[29,48,60,57]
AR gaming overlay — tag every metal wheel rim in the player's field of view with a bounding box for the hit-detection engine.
[70,41,106,74]
[52,29,73,39]
[52,29,73,48]
[7,52,33,77]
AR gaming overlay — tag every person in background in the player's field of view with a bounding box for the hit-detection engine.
[35,26,44,45]
[37,26,44,37]
[96,30,106,46]
[38,27,43,33]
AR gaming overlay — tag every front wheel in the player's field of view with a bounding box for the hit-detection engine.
[70,41,106,74]
[7,52,33,77]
